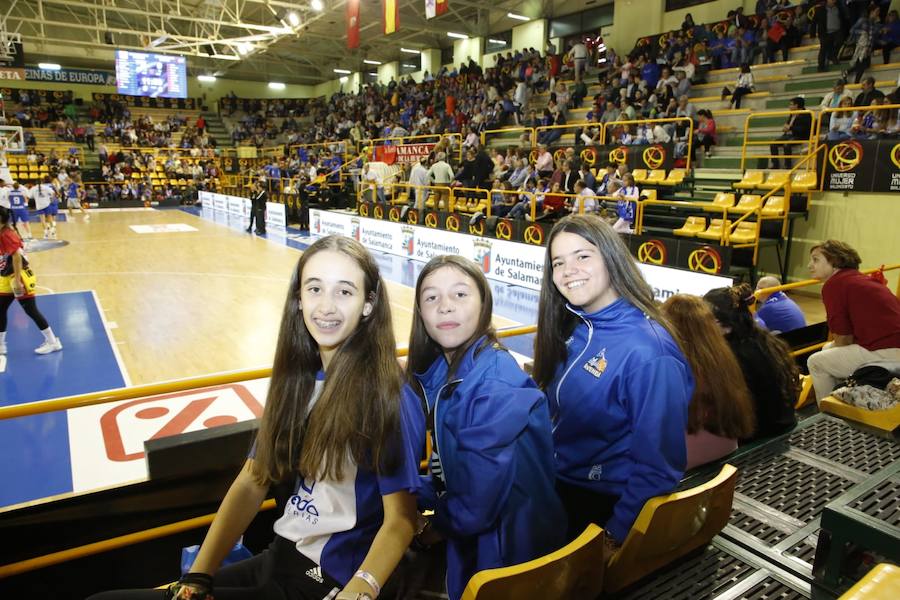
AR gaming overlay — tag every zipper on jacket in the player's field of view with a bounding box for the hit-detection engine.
[430,378,462,488]
[552,308,594,435]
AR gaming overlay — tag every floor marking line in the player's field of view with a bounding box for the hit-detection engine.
[90,289,132,388]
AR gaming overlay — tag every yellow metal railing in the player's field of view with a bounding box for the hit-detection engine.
[740,109,816,171]
[601,117,695,170]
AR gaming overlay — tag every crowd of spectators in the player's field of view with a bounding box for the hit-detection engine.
[88,98,216,150]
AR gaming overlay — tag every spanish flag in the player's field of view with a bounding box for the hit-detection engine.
[383,0,399,35]
[426,0,448,19]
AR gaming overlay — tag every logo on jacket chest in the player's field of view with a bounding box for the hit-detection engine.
[583,348,607,378]
[287,476,320,524]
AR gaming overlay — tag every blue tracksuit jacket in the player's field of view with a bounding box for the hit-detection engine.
[411,338,565,600]
[547,298,693,543]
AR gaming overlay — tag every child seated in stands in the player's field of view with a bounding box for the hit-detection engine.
[571,179,597,214]
[612,173,640,233]
[534,180,568,221]
[533,215,692,547]
[704,284,799,440]
[662,295,756,469]
[828,97,857,141]
[405,255,564,600]
[88,236,422,600]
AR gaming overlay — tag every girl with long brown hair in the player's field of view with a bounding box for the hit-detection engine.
[661,294,756,469]
[704,283,798,440]
[405,255,563,600]
[532,214,693,550]
[90,235,423,600]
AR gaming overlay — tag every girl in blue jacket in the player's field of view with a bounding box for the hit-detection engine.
[532,214,693,549]
[405,255,565,600]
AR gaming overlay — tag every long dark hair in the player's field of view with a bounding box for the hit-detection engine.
[533,214,676,389]
[662,294,756,438]
[252,235,401,485]
[406,255,498,394]
[703,284,799,405]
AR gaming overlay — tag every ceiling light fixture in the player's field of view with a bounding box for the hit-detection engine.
[447,32,468,39]
[237,42,252,55]
[340,76,349,83]
[197,75,217,82]
[363,59,382,65]
[311,0,324,11]
[488,39,506,44]
[507,12,529,21]
[402,64,416,68]
[400,47,421,54]
[268,82,286,90]
[211,54,241,61]
[287,12,300,26]
[38,63,61,70]
[333,68,351,74]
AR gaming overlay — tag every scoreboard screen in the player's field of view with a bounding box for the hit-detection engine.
[115,50,187,99]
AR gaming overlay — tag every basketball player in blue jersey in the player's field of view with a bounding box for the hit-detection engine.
[7,181,33,242]
[66,173,89,221]
[31,176,59,239]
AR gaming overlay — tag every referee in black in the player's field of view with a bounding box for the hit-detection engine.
[247,181,267,235]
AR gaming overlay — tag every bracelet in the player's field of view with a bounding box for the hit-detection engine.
[415,516,431,538]
[353,570,381,596]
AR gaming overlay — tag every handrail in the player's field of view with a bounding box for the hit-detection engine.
[754,264,900,300]
[0,325,537,422]
[0,500,277,579]
[817,102,900,144]
[741,109,816,171]
[480,127,535,149]
[600,116,695,170]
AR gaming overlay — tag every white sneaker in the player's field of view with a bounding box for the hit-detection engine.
[0,343,6,355]
[34,338,63,355]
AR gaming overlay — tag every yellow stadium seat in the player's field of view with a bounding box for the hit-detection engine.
[757,171,790,190]
[462,524,606,600]
[839,564,900,600]
[791,170,817,191]
[392,192,409,206]
[658,168,687,187]
[640,188,658,201]
[761,195,785,216]
[711,192,735,209]
[729,194,762,214]
[604,465,738,593]
[646,169,666,184]
[733,171,764,189]
[632,169,648,184]
[819,396,900,432]
[796,374,814,409]
[727,221,758,244]
[673,216,707,237]
[696,218,726,241]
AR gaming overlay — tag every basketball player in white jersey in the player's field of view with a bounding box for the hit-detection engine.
[31,176,59,239]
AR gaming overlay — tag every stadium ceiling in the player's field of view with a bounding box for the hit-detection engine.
[3,0,596,85]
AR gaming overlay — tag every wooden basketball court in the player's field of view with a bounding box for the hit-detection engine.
[25,208,521,386]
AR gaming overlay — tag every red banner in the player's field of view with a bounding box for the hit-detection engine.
[347,0,360,49]
[383,0,399,35]
[375,143,436,165]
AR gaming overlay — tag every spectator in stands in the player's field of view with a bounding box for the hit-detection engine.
[426,152,454,211]
[405,255,564,600]
[570,39,589,82]
[876,9,899,64]
[769,97,812,169]
[570,179,597,214]
[407,156,430,211]
[806,240,900,401]
[755,276,807,334]
[90,236,422,600]
[816,0,848,73]
[845,4,880,84]
[661,295,756,469]
[533,214,692,545]
[704,284,798,440]
[854,76,886,106]
[534,145,554,178]
[821,79,854,110]
[611,173,639,232]
[826,97,857,140]
[727,63,756,109]
[693,109,717,161]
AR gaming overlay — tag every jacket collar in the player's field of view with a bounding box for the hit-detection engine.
[415,335,490,389]
[566,297,636,325]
